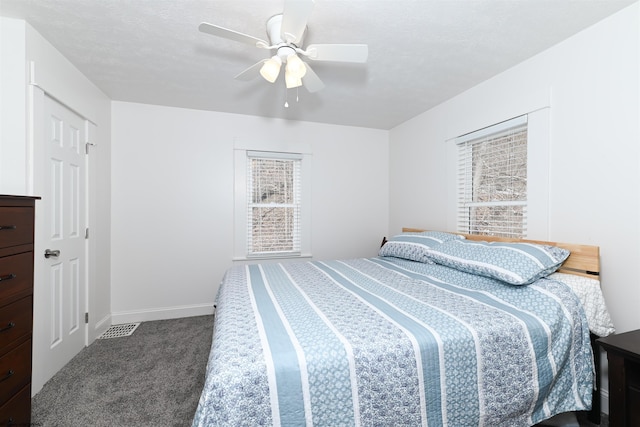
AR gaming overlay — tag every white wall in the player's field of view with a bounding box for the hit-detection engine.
[390,2,639,333]
[389,3,639,411]
[110,102,389,323]
[0,18,28,194]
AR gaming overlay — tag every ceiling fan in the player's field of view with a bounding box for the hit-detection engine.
[198,0,368,93]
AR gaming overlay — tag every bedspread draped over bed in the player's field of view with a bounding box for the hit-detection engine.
[192,257,593,427]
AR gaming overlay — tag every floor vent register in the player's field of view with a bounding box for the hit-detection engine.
[99,323,141,339]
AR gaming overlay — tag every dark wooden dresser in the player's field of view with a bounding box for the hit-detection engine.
[0,195,38,425]
[598,329,640,427]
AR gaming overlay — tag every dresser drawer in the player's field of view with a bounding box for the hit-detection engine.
[0,339,31,407]
[0,208,34,250]
[0,384,30,426]
[0,297,32,354]
[0,253,33,303]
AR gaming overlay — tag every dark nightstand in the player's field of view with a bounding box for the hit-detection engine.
[598,330,640,427]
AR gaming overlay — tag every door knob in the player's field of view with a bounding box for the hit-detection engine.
[44,249,60,258]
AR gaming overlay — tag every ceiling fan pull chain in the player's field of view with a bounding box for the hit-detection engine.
[284,87,289,108]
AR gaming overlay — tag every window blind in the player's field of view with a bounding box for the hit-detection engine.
[246,152,302,256]
[456,116,528,238]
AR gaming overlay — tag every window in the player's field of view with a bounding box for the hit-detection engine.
[247,152,301,256]
[233,145,312,260]
[456,116,528,238]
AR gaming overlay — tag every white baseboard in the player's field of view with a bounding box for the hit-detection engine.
[111,303,215,325]
[92,313,111,340]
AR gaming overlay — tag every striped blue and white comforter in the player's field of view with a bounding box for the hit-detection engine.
[193,257,593,427]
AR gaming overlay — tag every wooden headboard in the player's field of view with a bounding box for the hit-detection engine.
[401,228,600,278]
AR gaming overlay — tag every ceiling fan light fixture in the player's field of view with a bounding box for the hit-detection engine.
[285,54,307,79]
[285,71,303,89]
[259,56,282,83]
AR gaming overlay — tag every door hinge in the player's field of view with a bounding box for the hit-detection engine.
[85,228,89,239]
[85,312,89,324]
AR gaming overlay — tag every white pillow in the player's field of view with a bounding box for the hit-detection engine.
[549,272,615,337]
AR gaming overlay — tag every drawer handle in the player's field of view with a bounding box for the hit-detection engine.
[0,225,17,231]
[0,273,16,282]
[0,322,15,333]
[0,370,14,382]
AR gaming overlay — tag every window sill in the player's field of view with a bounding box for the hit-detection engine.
[232,253,313,263]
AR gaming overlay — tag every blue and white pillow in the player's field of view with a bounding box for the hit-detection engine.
[379,231,463,263]
[425,239,570,285]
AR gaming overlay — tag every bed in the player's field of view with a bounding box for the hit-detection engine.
[192,230,614,427]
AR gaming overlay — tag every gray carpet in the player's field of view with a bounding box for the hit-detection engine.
[32,315,214,427]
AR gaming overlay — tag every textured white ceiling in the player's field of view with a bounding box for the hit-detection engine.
[0,0,636,129]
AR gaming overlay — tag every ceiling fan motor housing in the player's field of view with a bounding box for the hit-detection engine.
[267,14,305,62]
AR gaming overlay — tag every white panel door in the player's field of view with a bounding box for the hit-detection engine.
[39,95,87,382]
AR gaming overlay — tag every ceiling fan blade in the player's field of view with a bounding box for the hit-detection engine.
[234,60,268,81]
[281,0,315,44]
[304,44,368,63]
[302,63,324,93]
[199,22,269,48]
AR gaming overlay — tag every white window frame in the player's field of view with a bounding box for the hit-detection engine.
[233,143,312,261]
